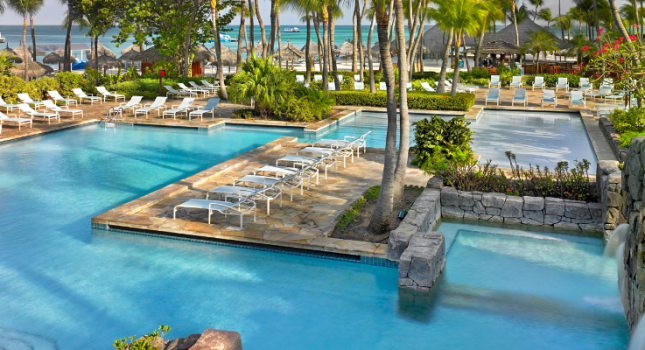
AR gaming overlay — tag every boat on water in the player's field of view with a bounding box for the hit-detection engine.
[284,27,300,33]
[0,32,5,43]
[209,33,237,43]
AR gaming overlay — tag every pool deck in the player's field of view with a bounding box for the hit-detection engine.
[91,137,430,258]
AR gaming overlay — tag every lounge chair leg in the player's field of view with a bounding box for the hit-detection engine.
[290,188,293,201]
[173,207,177,220]
[300,181,303,195]
[267,199,270,215]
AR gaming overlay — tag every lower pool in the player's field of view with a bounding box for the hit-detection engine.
[303,110,598,172]
[0,124,627,349]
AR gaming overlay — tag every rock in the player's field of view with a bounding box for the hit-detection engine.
[471,191,483,202]
[482,192,506,208]
[165,334,201,350]
[441,187,459,207]
[473,201,486,215]
[501,196,523,218]
[606,191,623,207]
[478,214,492,221]
[398,232,445,290]
[544,214,562,225]
[523,196,545,211]
[605,208,620,223]
[387,222,417,261]
[458,192,475,209]
[588,203,602,221]
[521,218,543,226]
[489,215,504,223]
[188,329,242,350]
[442,206,464,218]
[486,207,501,216]
[564,202,591,220]
[427,176,444,189]
[504,217,522,225]
[554,222,581,231]
[579,223,602,232]
[463,211,478,220]
[523,210,544,224]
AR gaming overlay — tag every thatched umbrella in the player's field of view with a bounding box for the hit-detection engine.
[278,41,304,66]
[301,41,319,56]
[130,47,169,62]
[192,45,215,62]
[0,44,23,63]
[10,61,54,79]
[211,46,238,72]
[465,40,519,55]
[43,49,77,64]
[239,46,263,56]
[85,43,117,60]
[485,18,565,48]
[118,44,142,61]
[85,55,124,74]
[13,44,32,62]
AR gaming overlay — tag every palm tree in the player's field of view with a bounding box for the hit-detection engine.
[210,0,228,99]
[366,8,376,92]
[27,0,43,62]
[511,0,519,45]
[609,0,632,40]
[538,8,552,30]
[554,14,572,39]
[427,3,452,93]
[7,0,41,80]
[474,0,501,68]
[520,30,558,72]
[529,0,543,21]
[566,34,594,64]
[236,1,246,70]
[254,0,267,57]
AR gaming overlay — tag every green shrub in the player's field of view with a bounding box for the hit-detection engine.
[618,131,645,147]
[303,89,334,119]
[410,79,436,91]
[609,107,645,133]
[335,185,380,233]
[523,74,581,88]
[412,71,439,80]
[0,75,39,102]
[55,72,95,97]
[30,76,58,100]
[273,96,316,122]
[411,116,474,173]
[232,108,257,119]
[107,80,161,99]
[329,91,475,111]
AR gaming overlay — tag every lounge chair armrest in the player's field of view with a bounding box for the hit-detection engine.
[195,106,204,110]
[119,102,127,106]
[171,105,179,108]
[144,103,153,107]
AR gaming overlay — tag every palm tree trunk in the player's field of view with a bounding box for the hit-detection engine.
[94,37,98,76]
[593,0,599,34]
[30,14,37,62]
[387,0,395,41]
[22,15,28,81]
[277,14,282,67]
[248,0,255,54]
[269,0,276,56]
[392,0,410,202]
[559,0,564,39]
[367,11,377,92]
[64,6,72,72]
[451,32,461,97]
[437,28,453,93]
[462,32,470,72]
[358,0,367,80]
[352,9,358,73]
[305,12,311,82]
[237,3,245,69]
[475,24,485,68]
[511,1,519,46]
[254,0,267,58]
[330,16,341,90]
[322,6,329,92]
[368,4,397,234]
[211,0,228,99]
[632,0,642,40]
[610,0,632,40]
[313,14,324,69]
[183,0,200,78]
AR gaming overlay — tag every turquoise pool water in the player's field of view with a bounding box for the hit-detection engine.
[303,110,598,172]
[0,124,628,349]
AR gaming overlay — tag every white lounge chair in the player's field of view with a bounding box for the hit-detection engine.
[605,91,625,102]
[541,89,557,107]
[254,165,319,190]
[73,88,102,105]
[0,96,19,112]
[0,111,32,130]
[207,184,282,215]
[445,81,465,93]
[96,87,125,102]
[509,76,522,89]
[328,82,336,91]
[406,83,413,91]
[379,82,387,91]
[602,78,613,86]
[314,74,322,81]
[569,91,585,108]
[555,78,569,92]
[532,76,545,90]
[587,85,613,100]
[299,146,353,168]
[42,100,83,120]
[420,82,435,92]
[489,75,501,88]
[162,98,195,119]
[313,131,371,158]
[173,196,256,229]
[276,154,337,179]
[200,80,220,90]
[17,93,45,110]
[165,85,195,98]
[190,81,216,94]
[338,75,344,83]
[134,97,167,118]
[512,88,527,106]
[17,104,59,124]
[234,173,303,202]
[485,88,499,105]
[353,74,361,81]
[178,83,208,97]
[580,77,590,87]
[354,82,364,90]
[113,96,143,117]
[47,91,78,107]
[296,75,305,83]
[188,98,220,121]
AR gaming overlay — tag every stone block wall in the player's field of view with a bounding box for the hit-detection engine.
[596,160,624,240]
[439,186,603,232]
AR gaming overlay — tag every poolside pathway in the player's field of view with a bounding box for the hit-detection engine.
[92,137,430,258]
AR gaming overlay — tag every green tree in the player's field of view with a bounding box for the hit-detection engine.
[79,0,117,73]
[566,34,594,64]
[538,8,552,30]
[6,0,44,80]
[0,52,17,76]
[26,0,43,62]
[528,0,543,21]
[519,29,558,71]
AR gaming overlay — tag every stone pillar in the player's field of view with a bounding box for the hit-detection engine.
[596,160,623,240]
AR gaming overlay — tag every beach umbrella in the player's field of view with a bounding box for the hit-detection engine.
[43,49,77,64]
[484,18,565,49]
[192,45,215,62]
[85,55,124,74]
[0,44,23,63]
[465,40,519,55]
[13,43,32,61]
[336,40,356,63]
[300,42,319,56]
[10,60,54,79]
[130,47,170,62]
[85,43,117,59]
[118,44,142,61]
[278,41,305,62]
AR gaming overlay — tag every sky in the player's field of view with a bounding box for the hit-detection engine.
[0,0,626,26]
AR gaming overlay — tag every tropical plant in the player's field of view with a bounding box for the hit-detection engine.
[554,14,573,39]
[6,0,43,80]
[0,52,17,76]
[609,107,645,133]
[538,8,553,29]
[529,0,543,20]
[566,35,594,64]
[411,116,474,173]
[113,325,171,350]
[519,30,559,69]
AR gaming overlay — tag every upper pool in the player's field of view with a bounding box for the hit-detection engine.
[0,124,626,349]
[303,110,598,172]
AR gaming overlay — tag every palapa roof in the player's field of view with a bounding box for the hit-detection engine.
[10,61,54,78]
[422,25,476,52]
[278,41,305,59]
[485,19,565,48]
[192,46,215,62]
[239,45,263,55]
[43,49,77,64]
[130,47,170,62]
[336,40,354,56]
[85,55,124,70]
[85,43,117,59]
[465,40,520,55]
[13,44,32,59]
[301,41,319,54]
[120,44,142,55]
[211,46,237,65]
[0,45,23,63]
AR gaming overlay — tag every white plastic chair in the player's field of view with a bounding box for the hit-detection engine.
[485,88,499,105]
[17,93,45,110]
[48,91,78,106]
[532,76,544,90]
[162,98,195,119]
[555,78,569,92]
[489,75,500,88]
[72,89,102,105]
[42,100,84,120]
[96,87,125,102]
[541,89,557,107]
[135,97,168,118]
[354,82,364,90]
[17,103,59,124]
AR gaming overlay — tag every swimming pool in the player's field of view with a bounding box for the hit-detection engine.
[0,124,627,349]
[304,110,598,172]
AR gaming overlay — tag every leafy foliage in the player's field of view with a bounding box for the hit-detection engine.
[523,74,581,88]
[411,116,474,173]
[335,185,380,233]
[0,52,16,76]
[609,107,645,133]
[330,91,475,111]
[113,325,171,350]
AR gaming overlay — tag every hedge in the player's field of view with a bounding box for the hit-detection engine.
[329,91,475,111]
[522,74,581,88]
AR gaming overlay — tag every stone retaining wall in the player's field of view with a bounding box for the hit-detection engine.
[596,160,624,240]
[438,186,603,232]
[599,118,628,162]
